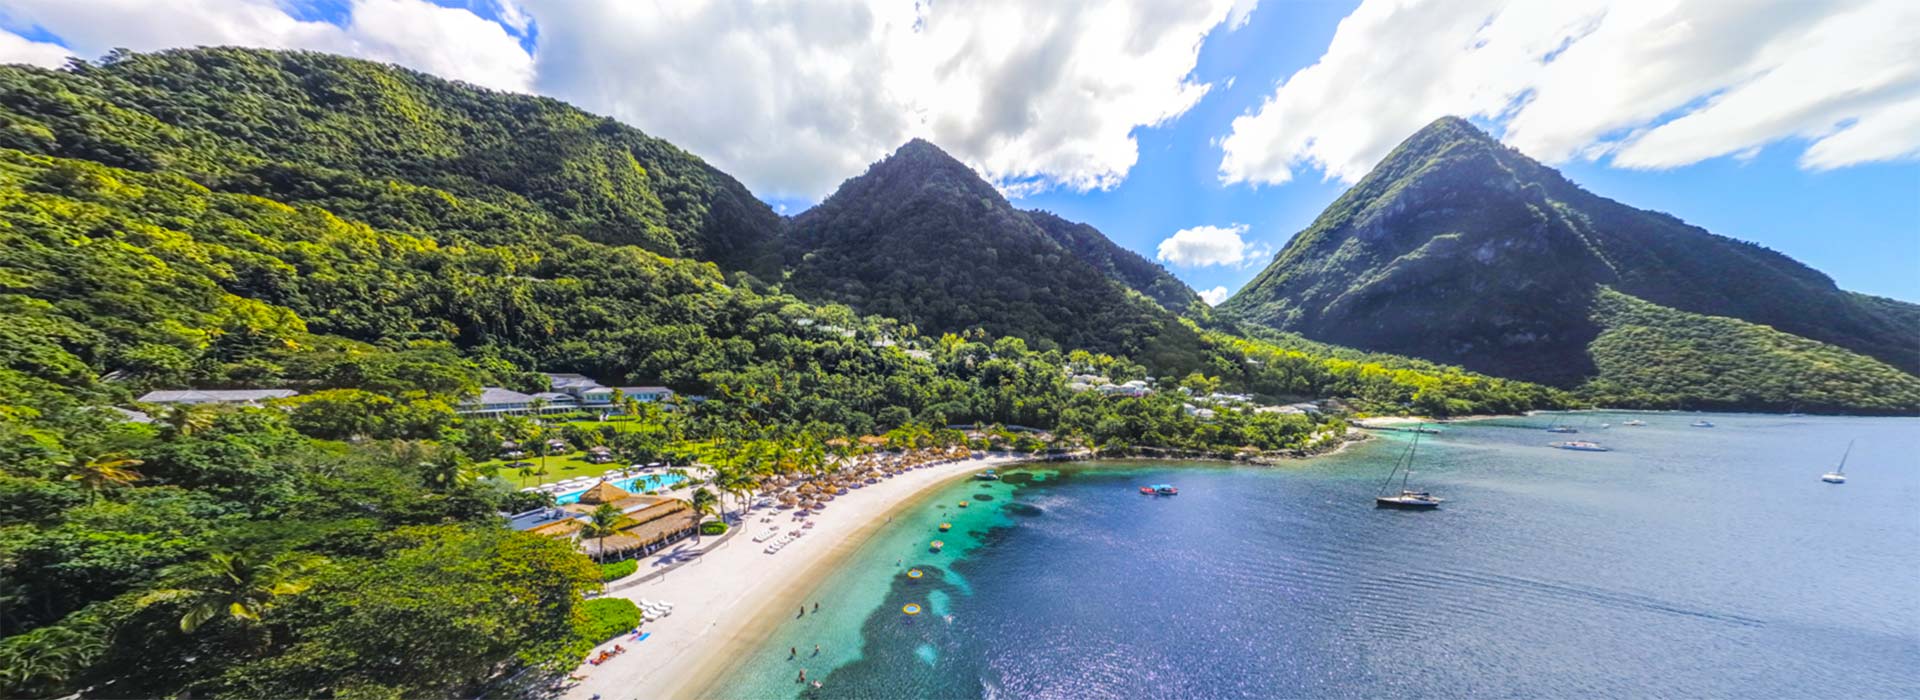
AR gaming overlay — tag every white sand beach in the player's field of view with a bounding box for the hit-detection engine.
[561,454,1028,700]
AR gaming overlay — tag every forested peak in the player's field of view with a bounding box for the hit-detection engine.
[0,46,786,275]
[832,137,999,202]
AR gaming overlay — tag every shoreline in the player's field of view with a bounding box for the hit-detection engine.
[564,435,1390,699]
[561,455,1028,700]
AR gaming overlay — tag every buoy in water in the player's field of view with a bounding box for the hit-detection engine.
[907,568,924,580]
[902,603,922,616]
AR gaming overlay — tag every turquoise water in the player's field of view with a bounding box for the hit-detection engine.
[709,412,1920,698]
[552,473,685,504]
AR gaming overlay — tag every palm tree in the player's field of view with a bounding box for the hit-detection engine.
[137,551,327,634]
[517,463,539,487]
[161,404,215,439]
[688,488,719,542]
[421,459,475,492]
[64,453,144,502]
[581,503,624,563]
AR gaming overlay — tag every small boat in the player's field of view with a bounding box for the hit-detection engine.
[1138,486,1155,495]
[1141,484,1178,496]
[938,522,952,532]
[976,469,1000,481]
[1622,419,1647,427]
[958,500,969,508]
[1820,439,1853,484]
[1690,420,1715,428]
[1546,424,1579,434]
[929,540,944,552]
[1551,440,1610,452]
[1375,428,1441,510]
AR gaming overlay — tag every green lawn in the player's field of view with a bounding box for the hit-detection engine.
[479,453,629,489]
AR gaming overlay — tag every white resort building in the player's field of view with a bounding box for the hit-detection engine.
[459,374,675,416]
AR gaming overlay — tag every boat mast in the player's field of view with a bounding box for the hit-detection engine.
[1377,429,1420,496]
[1837,439,1855,474]
[1400,429,1422,493]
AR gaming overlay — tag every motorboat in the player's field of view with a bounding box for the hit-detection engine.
[1550,440,1610,452]
[1622,419,1647,427]
[1140,484,1178,495]
[1690,420,1715,428]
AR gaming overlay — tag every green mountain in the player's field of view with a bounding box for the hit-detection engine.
[0,47,784,275]
[1221,116,1919,411]
[786,139,1206,370]
[1024,210,1202,312]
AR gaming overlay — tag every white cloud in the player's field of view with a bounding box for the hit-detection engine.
[0,30,70,67]
[1218,0,1920,186]
[1197,285,1231,305]
[524,0,1253,199]
[0,0,533,92]
[1156,223,1268,268]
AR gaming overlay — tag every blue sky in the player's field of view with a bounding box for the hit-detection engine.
[3,0,1915,302]
[1021,1,1920,303]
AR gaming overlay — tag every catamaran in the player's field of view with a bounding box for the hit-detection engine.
[1375,428,1441,510]
[1821,440,1853,484]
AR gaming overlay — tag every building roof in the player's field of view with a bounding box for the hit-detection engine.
[575,480,634,505]
[580,500,698,556]
[531,392,578,402]
[546,372,601,389]
[614,386,673,395]
[137,389,297,404]
[467,387,534,405]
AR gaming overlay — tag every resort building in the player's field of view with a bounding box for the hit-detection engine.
[460,375,676,416]
[137,389,298,405]
[506,481,699,561]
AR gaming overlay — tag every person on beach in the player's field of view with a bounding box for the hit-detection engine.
[813,602,820,613]
[798,605,805,618]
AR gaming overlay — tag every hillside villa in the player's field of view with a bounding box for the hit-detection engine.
[137,389,299,405]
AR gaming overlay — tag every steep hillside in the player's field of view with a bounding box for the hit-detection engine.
[1025,210,1202,312]
[1221,116,1918,402]
[0,47,784,275]
[786,139,1206,370]
[1582,289,1920,413]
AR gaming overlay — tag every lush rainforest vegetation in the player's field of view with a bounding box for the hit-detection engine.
[0,49,1577,698]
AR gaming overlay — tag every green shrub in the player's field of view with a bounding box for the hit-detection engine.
[578,598,641,644]
[699,521,728,535]
[599,559,637,582]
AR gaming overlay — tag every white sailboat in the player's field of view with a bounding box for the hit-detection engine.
[1376,428,1442,510]
[1821,440,1853,484]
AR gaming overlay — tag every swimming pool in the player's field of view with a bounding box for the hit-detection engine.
[553,473,687,504]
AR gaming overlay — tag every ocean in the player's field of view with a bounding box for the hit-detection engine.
[708,412,1920,699]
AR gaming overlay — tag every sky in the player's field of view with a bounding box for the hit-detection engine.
[2,0,1916,303]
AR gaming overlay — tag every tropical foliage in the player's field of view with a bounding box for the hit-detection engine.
[0,48,1578,698]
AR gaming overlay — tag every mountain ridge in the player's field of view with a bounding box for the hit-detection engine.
[1222,116,1918,386]
[785,138,1207,370]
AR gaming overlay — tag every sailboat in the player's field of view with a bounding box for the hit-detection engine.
[1545,415,1579,434]
[1376,428,1442,510]
[1821,440,1853,484]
